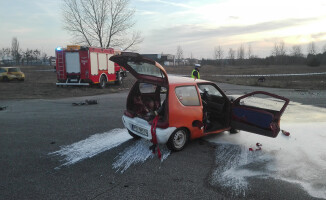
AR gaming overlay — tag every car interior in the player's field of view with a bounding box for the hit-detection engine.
[126,81,168,123]
[197,83,231,132]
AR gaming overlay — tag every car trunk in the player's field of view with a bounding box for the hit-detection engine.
[110,53,169,128]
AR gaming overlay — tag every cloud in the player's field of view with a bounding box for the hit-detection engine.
[10,28,35,34]
[147,17,319,44]
[311,32,326,40]
[138,0,193,9]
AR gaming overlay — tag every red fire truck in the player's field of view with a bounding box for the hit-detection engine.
[55,45,126,88]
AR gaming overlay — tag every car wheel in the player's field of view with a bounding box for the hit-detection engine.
[128,130,141,139]
[166,128,189,151]
[3,76,9,82]
[115,72,123,85]
[99,75,107,89]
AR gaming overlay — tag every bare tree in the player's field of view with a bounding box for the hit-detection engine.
[247,44,252,59]
[214,46,224,65]
[278,41,286,56]
[1,48,11,60]
[291,45,303,57]
[322,44,326,53]
[62,0,143,51]
[272,41,286,57]
[307,42,317,55]
[237,44,245,60]
[271,41,287,64]
[11,37,21,63]
[176,45,183,65]
[228,48,235,65]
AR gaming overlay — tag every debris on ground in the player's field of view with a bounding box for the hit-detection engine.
[282,130,290,136]
[249,142,262,151]
[0,106,7,111]
[72,99,98,106]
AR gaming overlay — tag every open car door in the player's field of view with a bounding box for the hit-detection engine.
[110,52,168,86]
[231,91,289,138]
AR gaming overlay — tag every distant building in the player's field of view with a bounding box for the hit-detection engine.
[141,54,175,66]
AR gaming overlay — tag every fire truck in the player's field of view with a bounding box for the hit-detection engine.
[55,45,126,88]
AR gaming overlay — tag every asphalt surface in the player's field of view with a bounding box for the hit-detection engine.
[1,84,325,200]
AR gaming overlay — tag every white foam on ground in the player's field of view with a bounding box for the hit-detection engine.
[112,139,171,173]
[207,102,326,199]
[50,128,132,167]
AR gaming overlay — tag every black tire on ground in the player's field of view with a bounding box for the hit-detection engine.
[99,75,107,89]
[128,130,141,139]
[3,76,9,82]
[229,128,239,134]
[115,72,123,85]
[166,128,189,151]
[19,79,24,81]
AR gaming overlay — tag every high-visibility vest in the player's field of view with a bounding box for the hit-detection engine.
[191,69,200,79]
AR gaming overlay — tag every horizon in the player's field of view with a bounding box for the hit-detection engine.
[0,0,326,58]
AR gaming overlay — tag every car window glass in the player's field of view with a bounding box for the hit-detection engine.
[127,61,164,78]
[0,68,5,73]
[239,94,285,111]
[139,83,157,93]
[198,84,223,97]
[8,68,20,72]
[175,86,200,106]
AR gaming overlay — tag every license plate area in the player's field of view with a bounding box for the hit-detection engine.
[70,79,78,82]
[132,124,148,136]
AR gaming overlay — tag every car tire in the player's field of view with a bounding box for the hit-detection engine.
[115,72,122,85]
[99,75,107,89]
[128,130,141,139]
[166,128,189,151]
[3,76,9,82]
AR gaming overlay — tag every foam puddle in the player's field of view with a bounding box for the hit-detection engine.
[207,122,326,199]
[113,139,171,173]
[50,128,132,167]
[50,128,171,171]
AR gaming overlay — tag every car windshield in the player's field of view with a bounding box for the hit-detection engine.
[127,61,164,78]
[8,68,21,72]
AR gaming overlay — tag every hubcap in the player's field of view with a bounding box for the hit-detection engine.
[173,130,186,149]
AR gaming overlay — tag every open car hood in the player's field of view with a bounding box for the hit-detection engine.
[110,52,168,86]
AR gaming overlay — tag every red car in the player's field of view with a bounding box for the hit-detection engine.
[110,53,289,151]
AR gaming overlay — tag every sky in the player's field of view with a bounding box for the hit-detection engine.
[1,0,326,58]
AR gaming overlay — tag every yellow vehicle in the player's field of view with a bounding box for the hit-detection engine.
[0,67,25,81]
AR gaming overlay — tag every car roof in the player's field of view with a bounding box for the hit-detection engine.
[168,75,210,86]
[0,67,18,69]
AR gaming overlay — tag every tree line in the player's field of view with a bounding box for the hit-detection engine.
[0,37,49,66]
[202,41,326,66]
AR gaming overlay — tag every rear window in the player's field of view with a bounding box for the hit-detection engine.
[175,86,200,106]
[127,61,164,78]
[8,68,20,72]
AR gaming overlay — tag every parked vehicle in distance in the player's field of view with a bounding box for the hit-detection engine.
[55,45,126,88]
[110,53,290,151]
[0,67,25,82]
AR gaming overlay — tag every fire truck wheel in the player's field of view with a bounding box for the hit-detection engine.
[115,73,123,85]
[99,76,107,89]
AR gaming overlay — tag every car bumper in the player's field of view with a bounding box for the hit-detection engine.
[122,115,176,144]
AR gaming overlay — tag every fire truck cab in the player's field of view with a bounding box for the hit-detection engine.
[55,45,126,88]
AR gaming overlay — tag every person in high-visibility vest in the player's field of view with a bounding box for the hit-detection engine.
[191,64,200,79]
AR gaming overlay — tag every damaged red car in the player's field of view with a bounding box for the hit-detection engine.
[110,53,289,151]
